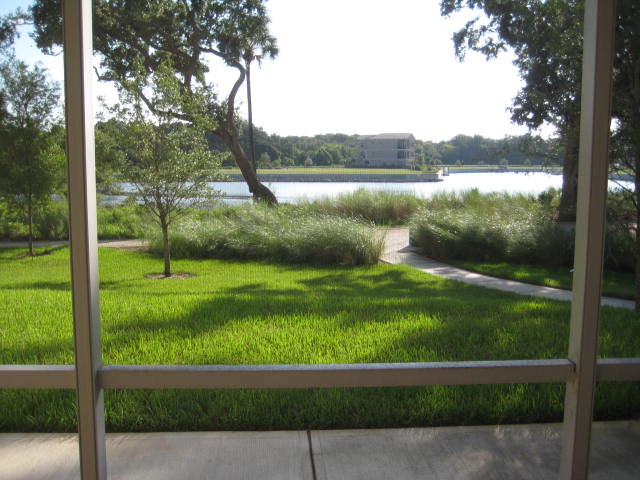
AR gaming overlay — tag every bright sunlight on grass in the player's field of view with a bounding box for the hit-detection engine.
[448,261,636,300]
[1,247,638,431]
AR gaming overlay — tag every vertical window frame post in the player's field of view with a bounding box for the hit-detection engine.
[63,0,107,478]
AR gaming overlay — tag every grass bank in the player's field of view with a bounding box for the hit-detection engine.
[1,247,638,431]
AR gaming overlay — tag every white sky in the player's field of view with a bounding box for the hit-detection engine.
[1,0,549,142]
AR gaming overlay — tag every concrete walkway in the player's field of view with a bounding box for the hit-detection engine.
[380,228,636,310]
[1,421,638,479]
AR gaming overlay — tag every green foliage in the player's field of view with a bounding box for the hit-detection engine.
[0,58,64,252]
[119,118,222,226]
[410,189,635,272]
[30,0,280,203]
[147,205,384,266]
[301,189,426,225]
[94,119,126,195]
[96,205,150,240]
[1,247,638,431]
[0,197,67,240]
[0,199,150,241]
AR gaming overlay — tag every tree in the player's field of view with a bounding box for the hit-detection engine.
[257,151,272,168]
[313,147,333,166]
[0,58,64,256]
[242,11,276,173]
[113,62,223,277]
[440,0,584,220]
[30,0,279,203]
[609,0,640,309]
[119,115,221,277]
[94,119,127,195]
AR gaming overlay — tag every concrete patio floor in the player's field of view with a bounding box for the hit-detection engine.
[2,421,639,479]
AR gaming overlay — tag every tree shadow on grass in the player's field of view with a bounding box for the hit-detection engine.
[5,262,640,434]
[98,265,578,366]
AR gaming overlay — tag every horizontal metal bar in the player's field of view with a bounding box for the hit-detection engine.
[596,358,640,382]
[0,365,76,389]
[99,360,575,389]
[3,358,637,391]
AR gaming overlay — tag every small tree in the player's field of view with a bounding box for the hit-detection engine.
[0,58,64,255]
[257,152,272,168]
[119,117,221,277]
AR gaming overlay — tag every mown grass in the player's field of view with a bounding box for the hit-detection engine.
[1,247,639,432]
[447,261,636,300]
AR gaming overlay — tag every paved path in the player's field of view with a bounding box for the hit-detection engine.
[380,228,636,310]
[1,421,638,479]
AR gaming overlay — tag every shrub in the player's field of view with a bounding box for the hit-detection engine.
[35,201,68,240]
[97,204,150,239]
[410,189,634,271]
[147,205,384,265]
[0,198,152,241]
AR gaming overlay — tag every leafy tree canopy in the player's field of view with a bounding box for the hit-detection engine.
[0,57,64,255]
[29,0,279,202]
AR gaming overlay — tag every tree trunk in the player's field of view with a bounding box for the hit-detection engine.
[217,128,277,204]
[558,129,580,221]
[246,63,257,173]
[161,218,171,277]
[27,194,34,257]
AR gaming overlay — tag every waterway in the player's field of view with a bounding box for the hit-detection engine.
[112,172,632,206]
[212,172,631,205]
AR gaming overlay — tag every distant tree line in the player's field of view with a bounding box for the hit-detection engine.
[205,125,555,169]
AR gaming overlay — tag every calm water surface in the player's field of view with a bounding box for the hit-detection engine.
[115,172,631,205]
[214,172,599,204]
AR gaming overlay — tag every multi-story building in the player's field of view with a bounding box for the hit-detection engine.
[355,133,416,168]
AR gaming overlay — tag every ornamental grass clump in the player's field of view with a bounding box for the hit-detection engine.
[410,190,573,266]
[148,205,384,266]
[301,188,426,225]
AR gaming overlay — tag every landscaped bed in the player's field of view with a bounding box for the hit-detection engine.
[1,246,639,432]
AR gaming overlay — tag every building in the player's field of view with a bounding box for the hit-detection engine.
[355,133,416,168]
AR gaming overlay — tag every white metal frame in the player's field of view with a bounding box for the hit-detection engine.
[0,0,637,478]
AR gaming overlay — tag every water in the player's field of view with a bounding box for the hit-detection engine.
[114,172,633,206]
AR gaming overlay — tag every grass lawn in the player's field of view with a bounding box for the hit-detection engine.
[1,247,638,432]
[447,260,635,300]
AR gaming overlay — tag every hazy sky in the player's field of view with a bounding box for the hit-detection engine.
[1,0,546,142]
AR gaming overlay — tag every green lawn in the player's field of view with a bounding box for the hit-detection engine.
[1,247,638,431]
[448,260,635,300]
